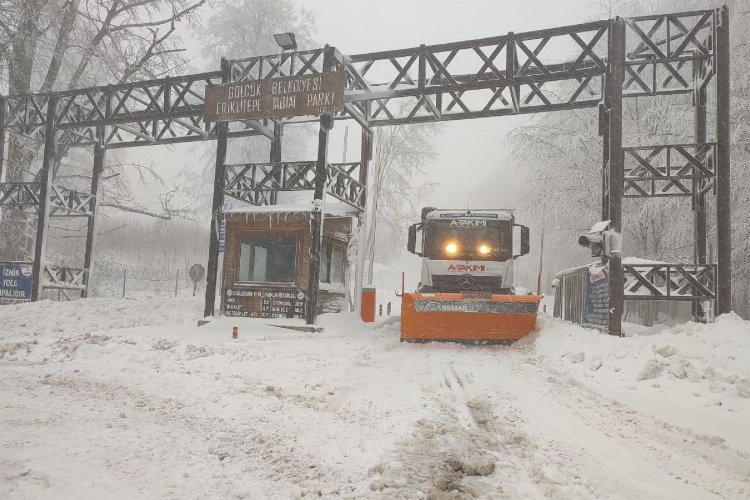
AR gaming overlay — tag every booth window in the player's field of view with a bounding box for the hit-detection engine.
[238,235,297,283]
[321,242,346,284]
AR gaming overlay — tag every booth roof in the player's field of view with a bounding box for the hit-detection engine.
[222,202,359,217]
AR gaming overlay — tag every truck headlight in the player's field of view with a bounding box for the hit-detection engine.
[478,244,491,255]
[444,242,458,255]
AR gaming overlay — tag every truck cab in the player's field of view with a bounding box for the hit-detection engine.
[407,208,530,294]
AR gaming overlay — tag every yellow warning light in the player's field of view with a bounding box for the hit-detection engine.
[444,242,458,255]
[478,244,491,255]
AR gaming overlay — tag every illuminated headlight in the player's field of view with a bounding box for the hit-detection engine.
[478,244,491,255]
[444,242,458,255]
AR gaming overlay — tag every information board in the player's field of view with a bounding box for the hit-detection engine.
[0,262,33,304]
[224,287,306,319]
[218,219,226,252]
[583,267,609,332]
[204,71,346,122]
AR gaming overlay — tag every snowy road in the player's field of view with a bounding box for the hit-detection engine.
[1,299,749,499]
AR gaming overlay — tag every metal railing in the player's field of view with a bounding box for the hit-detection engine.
[88,261,203,300]
[553,266,589,324]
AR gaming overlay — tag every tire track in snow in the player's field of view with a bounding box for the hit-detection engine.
[504,349,750,499]
[366,354,598,499]
[448,356,600,499]
[0,367,364,498]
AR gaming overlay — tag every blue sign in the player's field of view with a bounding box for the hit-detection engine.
[583,265,609,333]
[0,262,33,304]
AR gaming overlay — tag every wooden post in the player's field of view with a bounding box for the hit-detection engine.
[306,46,334,325]
[354,123,372,312]
[715,6,732,315]
[606,18,626,336]
[0,96,6,181]
[204,58,230,317]
[269,120,283,205]
[599,101,610,220]
[31,94,59,301]
[82,91,108,299]
[693,58,707,321]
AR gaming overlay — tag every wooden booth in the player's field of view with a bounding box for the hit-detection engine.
[219,205,356,320]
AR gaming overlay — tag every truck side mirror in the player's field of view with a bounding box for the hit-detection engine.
[513,224,530,257]
[578,233,604,257]
[407,223,422,256]
[521,225,530,256]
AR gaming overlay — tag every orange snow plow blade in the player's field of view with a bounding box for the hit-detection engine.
[400,293,540,343]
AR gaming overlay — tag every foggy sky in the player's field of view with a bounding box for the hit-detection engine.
[300,0,603,208]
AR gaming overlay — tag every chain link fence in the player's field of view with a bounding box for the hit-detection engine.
[88,261,205,299]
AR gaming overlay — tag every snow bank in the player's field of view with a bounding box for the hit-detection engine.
[0,297,201,342]
[531,313,750,451]
[2,296,749,498]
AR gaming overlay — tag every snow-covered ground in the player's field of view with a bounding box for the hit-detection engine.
[1,298,749,499]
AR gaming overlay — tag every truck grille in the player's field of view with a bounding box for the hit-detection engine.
[429,274,504,293]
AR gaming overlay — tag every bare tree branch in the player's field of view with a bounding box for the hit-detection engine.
[41,0,82,92]
[99,202,172,220]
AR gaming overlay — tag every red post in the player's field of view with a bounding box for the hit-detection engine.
[232,326,238,339]
[361,286,376,322]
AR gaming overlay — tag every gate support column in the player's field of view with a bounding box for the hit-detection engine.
[0,96,6,181]
[204,58,230,317]
[606,18,625,336]
[82,120,106,298]
[269,120,283,205]
[306,46,334,325]
[693,59,708,321]
[600,103,610,221]
[354,126,372,312]
[31,93,59,301]
[715,6,732,315]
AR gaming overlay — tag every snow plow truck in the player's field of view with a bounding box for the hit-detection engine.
[401,208,540,343]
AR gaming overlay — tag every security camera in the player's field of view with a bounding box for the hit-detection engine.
[578,233,603,247]
[579,233,605,257]
[579,220,611,258]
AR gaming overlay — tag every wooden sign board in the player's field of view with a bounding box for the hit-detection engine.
[224,287,306,319]
[204,71,346,122]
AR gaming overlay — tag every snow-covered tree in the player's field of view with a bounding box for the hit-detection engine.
[0,0,208,261]
[200,0,316,61]
[361,120,439,283]
[484,0,750,320]
[175,0,319,220]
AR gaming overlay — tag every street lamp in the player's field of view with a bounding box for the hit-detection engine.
[273,32,297,52]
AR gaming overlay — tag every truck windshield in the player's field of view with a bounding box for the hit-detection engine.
[424,219,512,261]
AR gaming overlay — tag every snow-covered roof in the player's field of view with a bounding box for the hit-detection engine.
[220,191,359,217]
[424,209,514,221]
[221,203,358,217]
[622,257,668,265]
